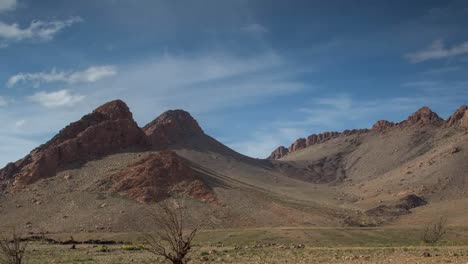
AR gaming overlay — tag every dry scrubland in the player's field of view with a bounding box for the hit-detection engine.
[9,227,468,263]
[21,244,468,264]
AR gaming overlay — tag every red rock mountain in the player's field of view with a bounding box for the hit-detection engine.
[372,120,395,132]
[0,100,147,187]
[447,105,468,130]
[269,146,289,160]
[108,151,216,203]
[306,132,340,146]
[0,101,209,193]
[288,138,306,153]
[404,106,444,126]
[143,109,205,148]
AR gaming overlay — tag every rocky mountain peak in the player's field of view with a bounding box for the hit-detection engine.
[143,109,204,148]
[0,100,147,188]
[93,99,133,120]
[372,120,395,132]
[447,105,468,130]
[406,106,444,126]
[268,146,289,160]
[288,138,307,153]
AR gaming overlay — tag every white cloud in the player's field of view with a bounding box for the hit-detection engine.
[14,119,25,128]
[227,127,306,158]
[82,52,307,123]
[0,17,82,43]
[241,23,268,35]
[406,40,468,63]
[0,0,16,13]
[28,89,85,108]
[7,65,117,88]
[0,96,7,106]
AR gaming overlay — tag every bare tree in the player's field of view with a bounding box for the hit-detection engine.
[143,201,201,264]
[422,216,448,244]
[0,230,27,264]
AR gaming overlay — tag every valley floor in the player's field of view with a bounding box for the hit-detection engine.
[21,243,468,263]
[14,227,468,263]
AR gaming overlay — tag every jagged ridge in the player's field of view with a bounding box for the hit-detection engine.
[269,106,468,160]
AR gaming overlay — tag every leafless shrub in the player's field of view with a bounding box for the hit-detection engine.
[143,200,202,264]
[422,216,448,244]
[0,230,27,264]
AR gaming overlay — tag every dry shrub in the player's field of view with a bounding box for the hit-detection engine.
[422,216,448,244]
[0,230,27,264]
[143,200,203,264]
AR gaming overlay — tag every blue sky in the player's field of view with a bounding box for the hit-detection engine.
[1,0,468,166]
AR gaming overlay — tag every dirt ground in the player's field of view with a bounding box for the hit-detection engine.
[22,243,468,264]
[8,227,468,263]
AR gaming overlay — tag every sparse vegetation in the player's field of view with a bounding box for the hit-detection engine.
[0,230,27,264]
[422,216,448,244]
[121,244,143,251]
[143,201,202,264]
[96,246,111,253]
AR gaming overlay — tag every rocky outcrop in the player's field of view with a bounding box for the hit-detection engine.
[269,129,370,160]
[0,100,148,187]
[143,110,204,148]
[447,105,468,130]
[108,151,216,203]
[405,107,444,126]
[366,194,427,219]
[306,132,340,146]
[268,146,289,160]
[288,138,306,153]
[372,120,395,132]
[342,129,369,136]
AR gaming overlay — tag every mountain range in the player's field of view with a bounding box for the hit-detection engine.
[0,100,467,233]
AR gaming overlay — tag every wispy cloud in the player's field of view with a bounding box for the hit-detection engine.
[86,52,306,121]
[402,81,439,87]
[0,96,7,106]
[227,127,306,158]
[28,89,85,108]
[0,0,16,13]
[406,40,468,63]
[0,17,82,45]
[241,23,268,35]
[7,65,117,88]
[14,119,25,128]
[421,66,461,75]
